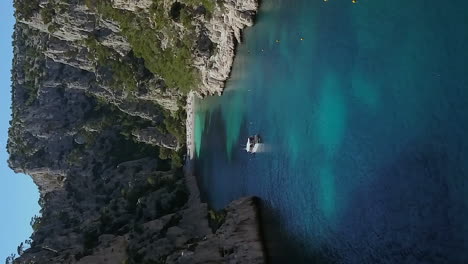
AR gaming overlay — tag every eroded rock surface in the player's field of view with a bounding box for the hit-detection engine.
[194,0,259,96]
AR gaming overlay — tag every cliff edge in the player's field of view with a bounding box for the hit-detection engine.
[7,0,264,263]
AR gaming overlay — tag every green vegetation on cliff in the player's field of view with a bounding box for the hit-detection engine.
[11,27,45,106]
[13,0,40,19]
[87,0,206,93]
[85,37,138,91]
[40,3,55,24]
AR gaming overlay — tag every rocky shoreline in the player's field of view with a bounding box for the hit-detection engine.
[183,0,267,262]
[186,0,259,159]
[186,91,197,161]
[194,0,259,96]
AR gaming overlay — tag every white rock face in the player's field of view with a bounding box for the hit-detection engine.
[21,5,95,43]
[44,37,96,72]
[131,127,180,150]
[195,0,259,96]
[112,0,153,11]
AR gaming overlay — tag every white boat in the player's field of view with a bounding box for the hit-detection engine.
[245,135,262,153]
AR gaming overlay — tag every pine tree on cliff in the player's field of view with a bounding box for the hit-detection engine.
[4,253,15,264]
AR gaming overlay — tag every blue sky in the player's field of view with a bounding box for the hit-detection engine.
[0,0,40,261]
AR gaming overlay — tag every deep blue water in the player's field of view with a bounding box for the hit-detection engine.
[194,0,468,263]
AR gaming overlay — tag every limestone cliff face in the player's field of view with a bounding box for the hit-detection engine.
[9,0,258,163]
[9,0,263,263]
[195,0,258,96]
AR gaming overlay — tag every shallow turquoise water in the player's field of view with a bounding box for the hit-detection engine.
[194,0,468,263]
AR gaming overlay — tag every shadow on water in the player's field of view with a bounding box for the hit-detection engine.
[193,107,249,205]
[258,200,341,264]
[336,137,467,264]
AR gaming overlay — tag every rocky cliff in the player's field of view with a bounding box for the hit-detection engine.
[8,0,263,263]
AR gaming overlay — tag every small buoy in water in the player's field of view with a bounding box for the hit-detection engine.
[300,37,304,41]
[324,0,328,2]
[352,0,357,3]
[275,39,280,43]
[261,49,264,52]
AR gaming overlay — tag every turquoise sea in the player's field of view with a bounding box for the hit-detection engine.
[194,0,468,263]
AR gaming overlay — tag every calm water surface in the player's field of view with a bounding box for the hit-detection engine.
[194,0,468,263]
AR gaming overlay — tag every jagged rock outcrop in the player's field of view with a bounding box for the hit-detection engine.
[21,168,67,194]
[166,197,265,264]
